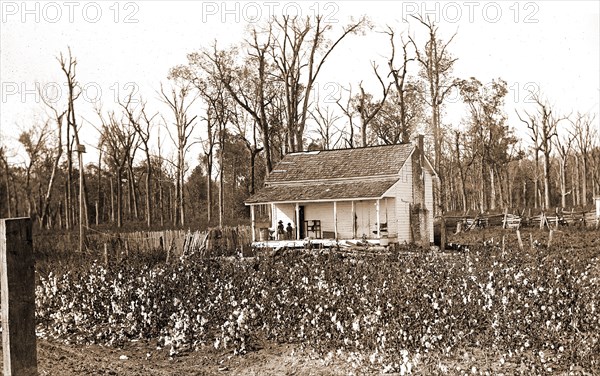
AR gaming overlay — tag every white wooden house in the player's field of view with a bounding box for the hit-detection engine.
[245,137,438,246]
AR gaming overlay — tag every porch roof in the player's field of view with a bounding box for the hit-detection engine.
[245,178,399,204]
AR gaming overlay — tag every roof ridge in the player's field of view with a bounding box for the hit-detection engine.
[288,142,412,155]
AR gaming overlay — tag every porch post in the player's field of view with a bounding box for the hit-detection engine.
[333,201,338,239]
[352,201,356,238]
[295,203,300,240]
[376,199,381,238]
[250,205,256,242]
[270,203,275,230]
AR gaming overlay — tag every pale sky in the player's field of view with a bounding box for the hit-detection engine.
[1,1,599,168]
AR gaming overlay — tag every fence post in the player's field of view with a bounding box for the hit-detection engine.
[516,230,524,251]
[1,217,38,376]
[104,243,108,266]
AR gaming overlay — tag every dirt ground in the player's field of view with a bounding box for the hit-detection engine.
[2,338,358,376]
[5,339,587,375]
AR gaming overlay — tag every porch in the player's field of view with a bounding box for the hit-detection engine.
[249,197,400,244]
[250,237,391,250]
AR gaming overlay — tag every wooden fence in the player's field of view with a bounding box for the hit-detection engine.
[37,226,252,259]
[446,208,598,232]
[80,226,253,258]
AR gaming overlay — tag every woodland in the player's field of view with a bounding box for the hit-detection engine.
[1,15,598,232]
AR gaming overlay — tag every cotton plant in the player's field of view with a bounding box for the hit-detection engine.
[33,245,600,372]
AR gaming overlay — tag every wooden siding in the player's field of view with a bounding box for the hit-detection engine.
[274,203,296,231]
[304,203,334,236]
[391,159,413,243]
[335,201,353,238]
[424,170,434,243]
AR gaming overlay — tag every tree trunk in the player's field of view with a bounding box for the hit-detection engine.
[40,126,63,228]
[489,167,496,210]
[574,155,580,207]
[522,179,527,208]
[66,133,73,230]
[97,148,102,225]
[454,133,468,213]
[543,150,551,209]
[219,134,225,228]
[116,171,123,228]
[480,159,486,211]
[582,155,588,207]
[534,152,539,209]
[158,175,164,227]
[110,176,115,223]
[179,151,185,227]
[206,154,213,224]
[145,159,151,228]
[560,157,567,208]
[2,158,11,218]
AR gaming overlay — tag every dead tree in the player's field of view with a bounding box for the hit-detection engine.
[160,82,198,227]
[355,64,391,147]
[386,26,419,143]
[17,122,49,218]
[0,147,13,218]
[309,105,343,150]
[268,15,369,152]
[39,92,66,228]
[97,109,137,228]
[410,16,457,250]
[554,125,575,208]
[519,92,566,209]
[59,48,89,228]
[120,94,157,228]
[569,112,597,208]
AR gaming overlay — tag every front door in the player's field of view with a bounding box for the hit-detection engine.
[298,206,305,239]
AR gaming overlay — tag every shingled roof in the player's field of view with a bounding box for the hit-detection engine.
[245,178,399,204]
[246,144,415,204]
[267,143,414,183]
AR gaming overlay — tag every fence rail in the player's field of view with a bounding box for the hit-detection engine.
[445,209,598,232]
[38,226,253,258]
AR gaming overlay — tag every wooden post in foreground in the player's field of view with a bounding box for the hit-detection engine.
[1,217,38,376]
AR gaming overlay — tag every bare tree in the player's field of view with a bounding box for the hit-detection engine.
[410,16,457,250]
[309,105,343,150]
[18,121,50,218]
[0,146,12,217]
[355,64,391,147]
[458,78,512,211]
[97,109,137,228]
[336,64,390,148]
[569,112,597,208]
[231,106,264,196]
[554,124,575,208]
[336,85,358,148]
[452,129,474,212]
[516,110,542,209]
[59,48,89,229]
[170,59,233,224]
[120,93,157,228]
[386,26,420,143]
[39,91,66,228]
[268,15,370,152]
[199,40,276,173]
[160,81,198,226]
[518,92,566,209]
